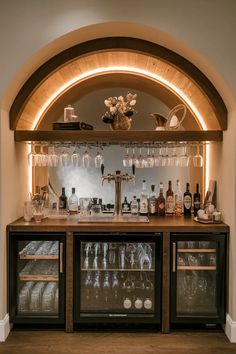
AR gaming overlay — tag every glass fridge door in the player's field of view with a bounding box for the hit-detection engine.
[15,239,62,318]
[79,240,157,317]
[171,235,226,323]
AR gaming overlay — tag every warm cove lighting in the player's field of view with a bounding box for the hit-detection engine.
[32,66,207,130]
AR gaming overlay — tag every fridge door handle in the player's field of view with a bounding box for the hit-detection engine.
[60,242,63,273]
[172,242,176,272]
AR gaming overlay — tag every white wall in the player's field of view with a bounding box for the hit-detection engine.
[0,0,236,340]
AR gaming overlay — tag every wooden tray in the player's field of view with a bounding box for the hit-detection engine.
[194,217,221,224]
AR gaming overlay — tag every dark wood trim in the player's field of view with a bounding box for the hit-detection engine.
[14,130,223,143]
[66,231,73,332]
[10,37,227,130]
[162,232,170,333]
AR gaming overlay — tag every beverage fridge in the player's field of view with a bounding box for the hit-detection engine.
[74,233,162,328]
[9,232,65,325]
[170,233,226,326]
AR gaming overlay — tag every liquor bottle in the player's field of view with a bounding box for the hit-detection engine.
[175,179,183,216]
[122,196,130,212]
[149,185,157,215]
[68,187,78,213]
[157,182,165,216]
[139,180,148,216]
[184,183,192,216]
[166,180,175,215]
[59,187,67,210]
[193,183,201,216]
[130,196,139,215]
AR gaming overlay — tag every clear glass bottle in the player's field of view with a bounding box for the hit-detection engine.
[175,179,183,216]
[157,182,165,216]
[68,187,78,213]
[166,180,175,215]
[64,104,74,122]
[59,187,67,210]
[139,180,148,216]
[149,185,157,216]
[130,196,139,215]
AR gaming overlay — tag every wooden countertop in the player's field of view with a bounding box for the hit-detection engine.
[7,216,229,233]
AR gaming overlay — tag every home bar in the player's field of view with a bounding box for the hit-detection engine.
[1,2,236,353]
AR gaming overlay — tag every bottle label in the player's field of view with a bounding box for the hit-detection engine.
[166,196,175,213]
[140,201,148,214]
[69,203,78,212]
[184,195,192,209]
[158,202,165,209]
[149,200,156,214]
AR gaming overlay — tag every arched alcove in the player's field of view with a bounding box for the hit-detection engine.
[9,38,227,131]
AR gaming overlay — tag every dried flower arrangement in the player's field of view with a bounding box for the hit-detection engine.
[101,92,137,125]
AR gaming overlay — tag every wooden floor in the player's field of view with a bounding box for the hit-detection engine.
[0,330,236,354]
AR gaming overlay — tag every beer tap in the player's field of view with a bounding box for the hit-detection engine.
[102,170,135,217]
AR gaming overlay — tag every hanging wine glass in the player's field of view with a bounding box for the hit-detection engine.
[123,146,132,167]
[27,143,37,167]
[193,143,203,167]
[154,147,162,167]
[59,144,70,167]
[94,146,104,168]
[146,147,154,168]
[48,145,59,167]
[179,144,190,167]
[71,143,81,167]
[82,146,91,168]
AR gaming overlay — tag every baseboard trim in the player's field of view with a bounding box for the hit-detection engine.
[225,314,236,343]
[0,314,10,342]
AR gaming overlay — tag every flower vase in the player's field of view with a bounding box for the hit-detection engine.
[110,113,132,131]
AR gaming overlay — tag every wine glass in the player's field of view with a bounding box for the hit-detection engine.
[123,147,132,167]
[154,147,162,166]
[27,143,37,167]
[71,144,80,167]
[38,144,48,167]
[146,147,154,168]
[179,144,190,167]
[82,147,91,168]
[48,145,59,167]
[59,145,70,167]
[94,147,104,168]
[193,144,203,167]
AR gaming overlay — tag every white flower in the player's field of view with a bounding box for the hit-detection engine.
[129,99,136,106]
[110,106,117,113]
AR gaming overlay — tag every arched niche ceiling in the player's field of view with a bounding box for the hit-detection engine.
[10,38,227,131]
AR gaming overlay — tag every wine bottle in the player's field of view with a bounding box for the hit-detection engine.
[59,187,67,210]
[157,182,165,216]
[175,179,183,216]
[166,180,175,215]
[139,180,148,216]
[122,196,130,212]
[193,183,201,216]
[149,185,157,215]
[183,182,192,216]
